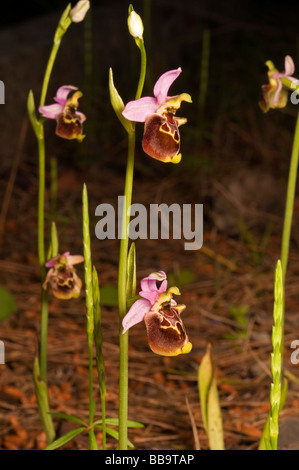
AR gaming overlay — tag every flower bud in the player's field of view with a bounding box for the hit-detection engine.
[70,0,90,23]
[127,9,144,39]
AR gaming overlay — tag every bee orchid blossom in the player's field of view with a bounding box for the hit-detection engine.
[259,55,298,112]
[39,85,86,141]
[43,251,84,300]
[122,271,192,357]
[122,68,192,163]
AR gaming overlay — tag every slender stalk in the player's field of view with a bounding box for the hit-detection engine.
[82,184,97,449]
[135,40,147,101]
[279,109,299,359]
[37,135,46,273]
[93,267,107,449]
[118,131,136,450]
[50,157,58,223]
[39,5,71,107]
[280,109,299,282]
[118,31,147,451]
[35,127,49,384]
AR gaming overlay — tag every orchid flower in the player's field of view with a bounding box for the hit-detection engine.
[259,55,298,112]
[43,251,84,300]
[122,271,192,357]
[122,68,192,163]
[39,85,86,141]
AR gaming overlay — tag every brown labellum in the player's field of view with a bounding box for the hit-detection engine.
[56,109,85,142]
[43,264,82,300]
[144,303,191,356]
[142,113,181,162]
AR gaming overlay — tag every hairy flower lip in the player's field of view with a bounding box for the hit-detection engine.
[43,252,84,300]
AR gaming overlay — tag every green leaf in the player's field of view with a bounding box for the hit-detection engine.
[53,3,72,43]
[44,426,86,450]
[47,222,59,261]
[93,418,144,428]
[49,412,87,426]
[27,90,42,139]
[94,425,135,448]
[89,429,98,450]
[198,343,213,432]
[33,357,56,444]
[109,68,134,135]
[198,343,224,450]
[0,285,17,321]
[126,242,136,300]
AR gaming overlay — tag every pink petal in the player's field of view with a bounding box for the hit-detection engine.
[122,97,158,122]
[66,255,84,266]
[153,68,182,106]
[139,291,159,304]
[273,80,283,106]
[140,271,167,294]
[122,298,151,334]
[45,259,56,267]
[39,103,63,119]
[284,56,295,76]
[54,85,78,105]
[76,111,87,123]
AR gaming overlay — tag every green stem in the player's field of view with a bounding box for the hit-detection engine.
[39,5,71,107]
[118,131,136,450]
[117,31,147,451]
[50,157,58,223]
[82,185,96,449]
[37,135,46,274]
[280,109,299,282]
[279,108,299,358]
[135,39,147,100]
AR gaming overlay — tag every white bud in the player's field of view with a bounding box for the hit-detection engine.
[128,10,144,39]
[70,0,90,23]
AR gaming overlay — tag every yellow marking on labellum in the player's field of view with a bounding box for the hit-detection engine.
[159,122,180,143]
[160,323,182,335]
